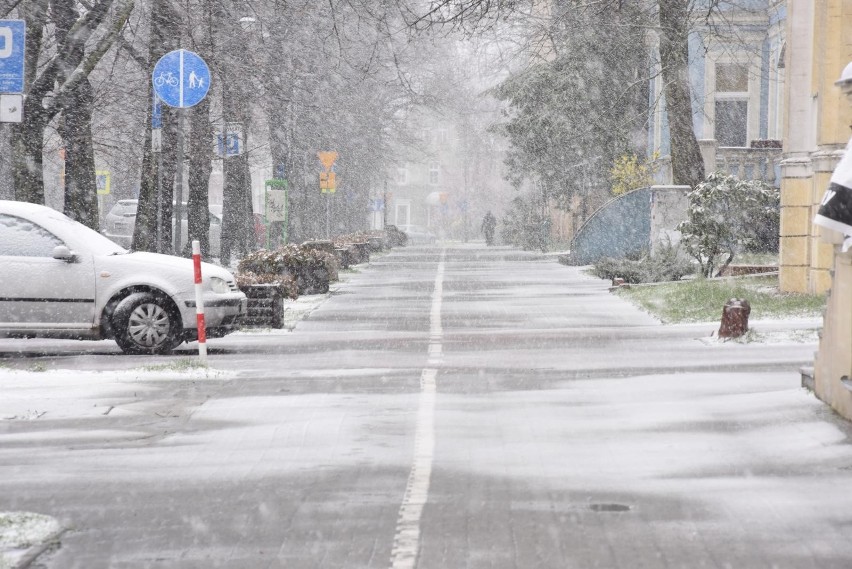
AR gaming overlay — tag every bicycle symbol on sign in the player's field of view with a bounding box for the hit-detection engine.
[154,71,179,88]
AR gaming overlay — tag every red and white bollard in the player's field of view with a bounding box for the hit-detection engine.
[192,240,207,363]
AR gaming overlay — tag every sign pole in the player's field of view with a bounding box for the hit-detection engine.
[157,152,163,252]
[174,109,185,254]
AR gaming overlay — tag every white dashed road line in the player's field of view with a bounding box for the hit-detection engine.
[390,249,445,569]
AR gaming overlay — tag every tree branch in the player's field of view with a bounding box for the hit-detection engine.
[0,0,22,18]
[44,0,135,121]
[29,0,116,101]
[116,33,147,69]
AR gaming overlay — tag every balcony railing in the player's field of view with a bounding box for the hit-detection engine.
[711,143,783,187]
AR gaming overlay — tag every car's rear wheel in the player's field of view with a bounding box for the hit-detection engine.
[112,292,182,354]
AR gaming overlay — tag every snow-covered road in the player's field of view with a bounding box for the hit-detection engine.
[1,244,847,568]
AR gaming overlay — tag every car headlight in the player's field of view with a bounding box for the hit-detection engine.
[209,276,230,294]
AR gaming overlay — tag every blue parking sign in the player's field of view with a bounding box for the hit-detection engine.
[216,132,241,157]
[0,20,26,93]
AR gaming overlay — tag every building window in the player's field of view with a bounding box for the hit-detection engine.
[396,167,408,185]
[429,163,440,185]
[715,100,748,147]
[437,129,448,144]
[715,62,749,147]
[716,63,748,92]
[395,202,410,226]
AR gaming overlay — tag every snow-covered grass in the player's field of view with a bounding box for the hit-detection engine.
[140,358,210,373]
[0,512,61,569]
[699,327,820,345]
[616,274,826,323]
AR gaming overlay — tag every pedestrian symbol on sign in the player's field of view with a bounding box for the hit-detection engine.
[189,70,204,89]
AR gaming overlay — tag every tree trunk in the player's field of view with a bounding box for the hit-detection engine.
[217,15,256,265]
[0,127,12,199]
[11,118,46,204]
[11,1,47,204]
[132,0,180,252]
[53,0,99,228]
[265,82,292,247]
[657,0,704,188]
[187,96,212,256]
[59,79,99,229]
[185,1,214,258]
[221,137,253,263]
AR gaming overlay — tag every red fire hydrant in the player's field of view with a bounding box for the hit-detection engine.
[718,298,751,338]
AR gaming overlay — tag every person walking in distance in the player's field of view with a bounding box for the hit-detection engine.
[481,211,497,246]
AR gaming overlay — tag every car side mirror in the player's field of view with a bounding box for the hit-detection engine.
[52,245,77,262]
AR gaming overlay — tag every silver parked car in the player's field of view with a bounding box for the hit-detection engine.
[0,200,246,354]
[102,199,223,255]
[398,224,437,245]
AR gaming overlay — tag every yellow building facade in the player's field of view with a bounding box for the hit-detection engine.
[781,0,852,418]
[781,0,852,293]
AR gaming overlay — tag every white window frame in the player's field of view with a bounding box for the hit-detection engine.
[429,163,440,185]
[396,166,408,185]
[704,53,760,148]
[395,201,411,226]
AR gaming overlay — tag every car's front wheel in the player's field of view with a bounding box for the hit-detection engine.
[112,292,182,354]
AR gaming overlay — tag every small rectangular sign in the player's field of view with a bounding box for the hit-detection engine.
[266,189,287,222]
[216,132,242,157]
[95,171,111,195]
[0,93,23,122]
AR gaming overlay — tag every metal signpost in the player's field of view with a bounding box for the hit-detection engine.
[152,49,211,363]
[151,49,211,254]
[0,20,25,124]
[152,95,164,252]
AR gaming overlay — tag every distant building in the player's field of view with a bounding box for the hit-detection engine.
[385,108,512,241]
[647,0,786,187]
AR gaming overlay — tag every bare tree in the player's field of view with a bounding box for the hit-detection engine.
[406,0,707,188]
[132,0,180,253]
[658,0,704,187]
[9,0,134,217]
[184,0,215,257]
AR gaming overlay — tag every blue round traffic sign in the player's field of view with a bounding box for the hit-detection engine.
[152,49,211,108]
